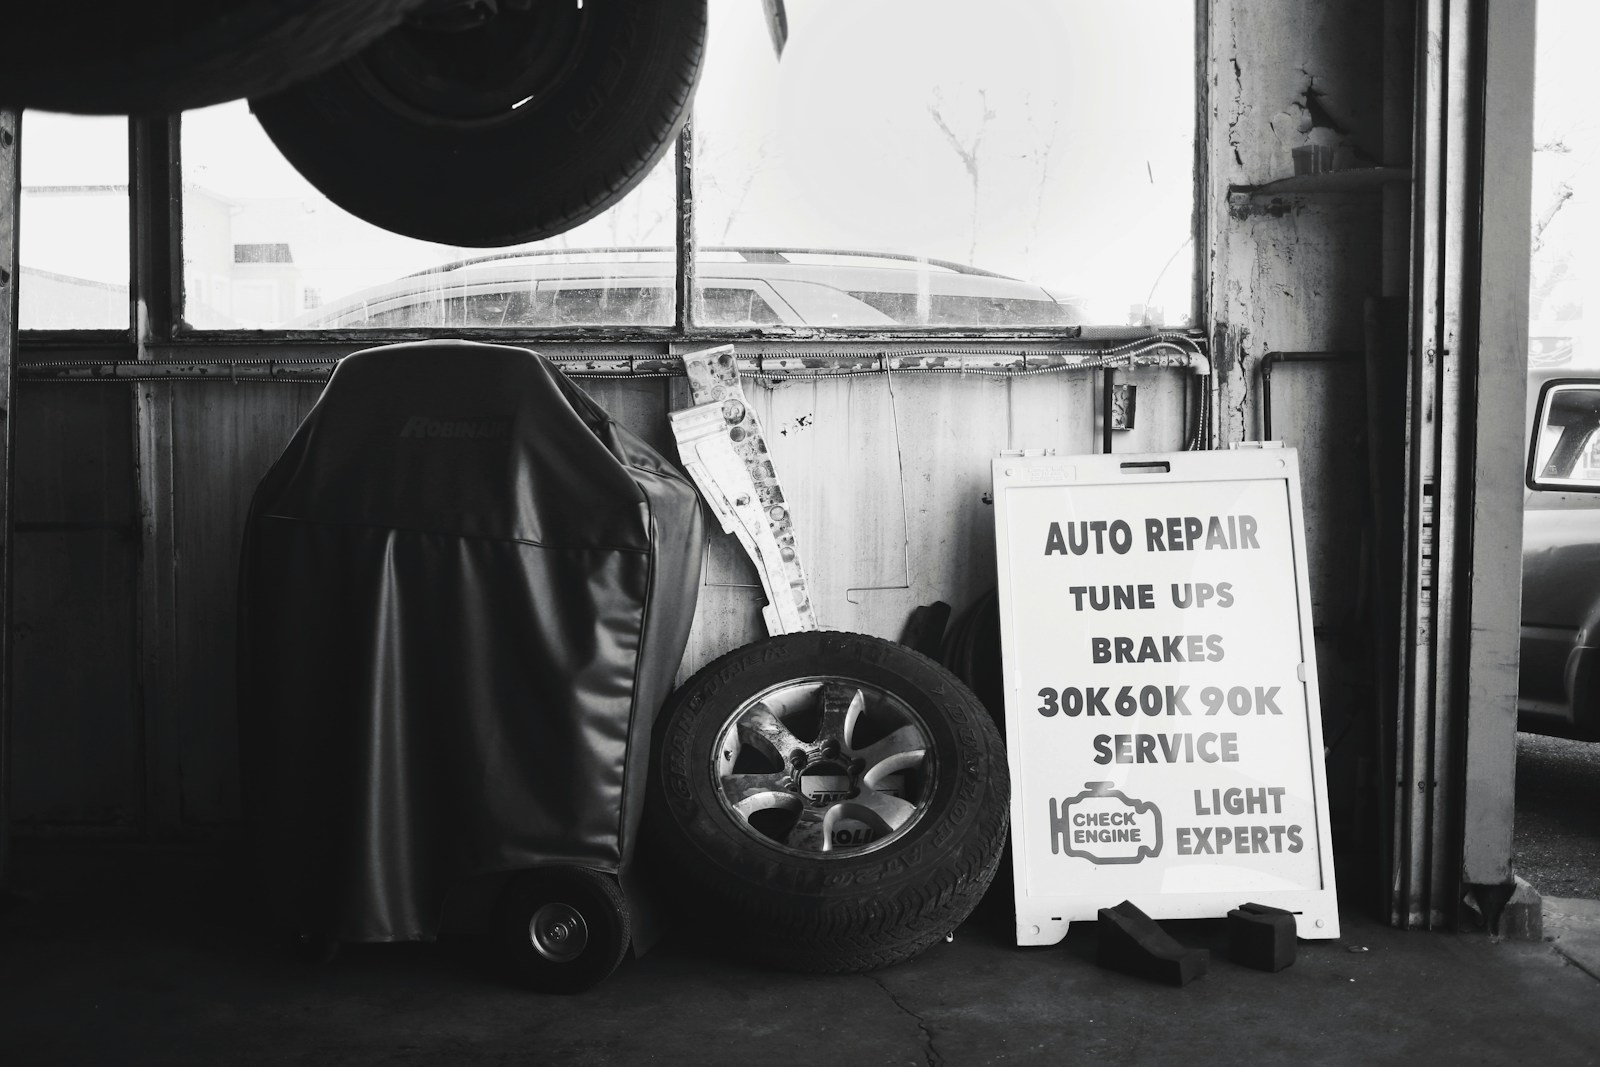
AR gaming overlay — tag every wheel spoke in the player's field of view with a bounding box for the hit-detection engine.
[851,724,927,777]
[739,703,806,766]
[724,772,798,817]
[714,672,938,857]
[817,682,865,749]
[847,785,918,835]
[784,807,832,852]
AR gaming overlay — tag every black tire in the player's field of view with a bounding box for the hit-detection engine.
[248,0,707,246]
[941,589,1005,736]
[285,929,341,966]
[493,867,630,994]
[0,0,424,116]
[645,631,1010,974]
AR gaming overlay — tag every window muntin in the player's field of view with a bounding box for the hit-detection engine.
[19,112,129,330]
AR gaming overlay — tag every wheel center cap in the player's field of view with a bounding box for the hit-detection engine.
[799,761,857,803]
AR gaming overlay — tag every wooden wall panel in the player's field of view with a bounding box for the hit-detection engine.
[8,364,1205,834]
[748,376,910,622]
[166,384,321,827]
[579,376,674,457]
[14,384,135,524]
[823,374,1014,639]
[11,384,138,832]
[674,368,1195,676]
[11,531,138,831]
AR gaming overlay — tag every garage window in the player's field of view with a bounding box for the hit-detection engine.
[178,102,677,331]
[693,0,1196,329]
[20,2,1198,337]
[18,113,129,330]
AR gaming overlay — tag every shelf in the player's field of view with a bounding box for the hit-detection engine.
[1228,167,1412,198]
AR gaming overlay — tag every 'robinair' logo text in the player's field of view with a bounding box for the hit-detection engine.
[399,416,511,440]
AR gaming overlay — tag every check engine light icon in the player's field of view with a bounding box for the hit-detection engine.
[1051,781,1163,864]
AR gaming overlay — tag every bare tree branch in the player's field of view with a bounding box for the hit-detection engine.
[927,88,995,264]
[1533,181,1574,254]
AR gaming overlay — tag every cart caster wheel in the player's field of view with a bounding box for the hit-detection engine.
[494,867,630,994]
[286,930,340,966]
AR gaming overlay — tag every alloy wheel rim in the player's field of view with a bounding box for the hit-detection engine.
[712,677,935,858]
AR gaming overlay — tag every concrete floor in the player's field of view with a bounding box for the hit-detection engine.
[2,847,1598,1067]
[1515,732,1600,899]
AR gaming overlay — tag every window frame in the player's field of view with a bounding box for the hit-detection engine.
[16,26,1206,352]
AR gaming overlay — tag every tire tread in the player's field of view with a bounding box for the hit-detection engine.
[646,632,1011,974]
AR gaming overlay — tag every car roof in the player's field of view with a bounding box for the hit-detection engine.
[300,247,1081,328]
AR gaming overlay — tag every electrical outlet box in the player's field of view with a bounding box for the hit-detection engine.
[1111,383,1137,430]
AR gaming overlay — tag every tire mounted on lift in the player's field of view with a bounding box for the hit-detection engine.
[0,0,425,115]
[645,631,1010,973]
[248,0,707,246]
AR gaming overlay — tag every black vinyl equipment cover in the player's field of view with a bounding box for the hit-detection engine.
[238,340,705,942]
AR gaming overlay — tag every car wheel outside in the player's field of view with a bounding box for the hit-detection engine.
[646,631,1010,973]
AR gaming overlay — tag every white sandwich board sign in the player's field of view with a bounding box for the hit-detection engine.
[991,446,1339,945]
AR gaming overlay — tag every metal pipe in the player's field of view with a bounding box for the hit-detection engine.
[1259,350,1363,440]
[1102,368,1115,454]
[17,336,1212,384]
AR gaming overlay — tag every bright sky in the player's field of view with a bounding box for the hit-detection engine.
[694,0,1196,321]
[1531,0,1599,354]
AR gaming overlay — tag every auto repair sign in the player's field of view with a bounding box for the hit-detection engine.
[992,448,1339,943]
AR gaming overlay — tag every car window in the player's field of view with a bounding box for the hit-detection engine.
[844,290,1078,327]
[354,292,528,328]
[537,285,672,326]
[701,286,786,326]
[531,283,790,327]
[1530,383,1600,488]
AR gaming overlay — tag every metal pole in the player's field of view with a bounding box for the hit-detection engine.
[0,109,20,894]
[1394,0,1483,930]
[1459,0,1536,902]
[1393,0,1447,930]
